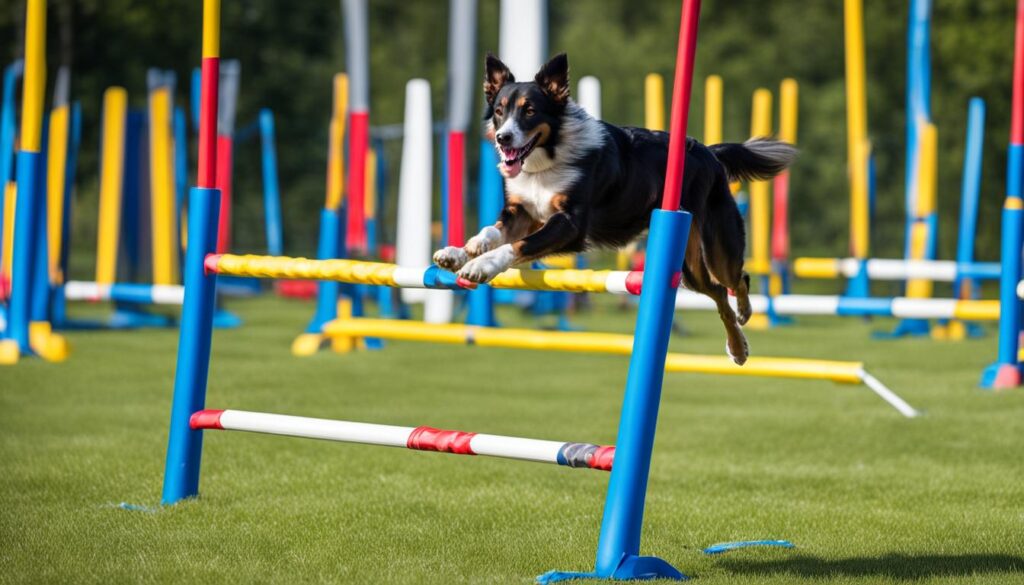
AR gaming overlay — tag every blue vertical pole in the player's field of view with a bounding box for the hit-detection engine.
[173,106,188,257]
[305,203,346,333]
[594,212,690,578]
[161,186,221,503]
[903,0,932,256]
[0,61,23,288]
[190,68,202,132]
[954,98,985,299]
[30,115,50,324]
[8,152,40,350]
[466,139,501,327]
[258,109,284,256]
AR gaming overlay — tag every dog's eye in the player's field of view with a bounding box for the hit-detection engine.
[525,106,535,117]
[494,107,504,117]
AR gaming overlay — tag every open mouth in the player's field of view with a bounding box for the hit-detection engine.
[498,133,540,178]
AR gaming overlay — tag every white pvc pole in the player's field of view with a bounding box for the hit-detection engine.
[499,0,547,79]
[577,76,602,120]
[395,80,435,307]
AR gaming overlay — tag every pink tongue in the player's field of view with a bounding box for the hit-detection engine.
[502,158,523,178]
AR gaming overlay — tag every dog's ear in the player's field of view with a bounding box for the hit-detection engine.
[484,53,515,106]
[535,53,570,105]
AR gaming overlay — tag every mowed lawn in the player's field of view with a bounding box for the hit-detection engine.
[2,294,1023,584]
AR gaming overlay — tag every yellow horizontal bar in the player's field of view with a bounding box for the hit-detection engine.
[792,257,840,279]
[324,319,866,385]
[953,300,999,321]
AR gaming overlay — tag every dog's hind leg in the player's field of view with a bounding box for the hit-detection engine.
[682,228,749,365]
[699,183,753,325]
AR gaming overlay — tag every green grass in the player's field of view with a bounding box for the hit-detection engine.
[2,295,1023,584]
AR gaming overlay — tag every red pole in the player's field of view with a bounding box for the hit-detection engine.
[447,130,466,246]
[659,0,701,212]
[215,135,233,253]
[197,59,219,189]
[346,111,369,253]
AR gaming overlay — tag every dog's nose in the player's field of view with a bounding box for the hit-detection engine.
[496,132,512,146]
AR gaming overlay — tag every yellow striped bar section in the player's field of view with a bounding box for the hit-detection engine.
[324,318,866,384]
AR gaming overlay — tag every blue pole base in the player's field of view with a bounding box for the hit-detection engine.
[538,555,686,584]
[213,308,243,329]
[878,318,930,339]
[110,307,176,329]
[844,261,871,298]
[980,362,1022,390]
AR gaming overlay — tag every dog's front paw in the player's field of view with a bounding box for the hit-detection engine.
[457,246,513,284]
[433,246,469,271]
[464,228,499,257]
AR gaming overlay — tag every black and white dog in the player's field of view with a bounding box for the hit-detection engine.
[434,53,797,365]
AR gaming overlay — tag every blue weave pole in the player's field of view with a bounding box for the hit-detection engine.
[258,109,284,257]
[162,187,221,504]
[954,99,985,304]
[8,150,41,351]
[466,139,502,327]
[539,211,692,584]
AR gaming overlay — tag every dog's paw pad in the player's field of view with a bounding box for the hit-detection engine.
[433,247,469,271]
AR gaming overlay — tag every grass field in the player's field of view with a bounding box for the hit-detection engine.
[2,294,1024,584]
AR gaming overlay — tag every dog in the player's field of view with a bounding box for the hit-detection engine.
[433,53,797,365]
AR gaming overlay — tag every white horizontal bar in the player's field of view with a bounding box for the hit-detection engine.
[469,434,564,464]
[219,410,413,448]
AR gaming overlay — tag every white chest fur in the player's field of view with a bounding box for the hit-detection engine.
[505,162,580,221]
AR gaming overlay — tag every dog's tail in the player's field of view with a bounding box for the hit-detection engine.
[709,137,798,183]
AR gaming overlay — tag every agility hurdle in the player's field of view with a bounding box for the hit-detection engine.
[324,317,919,417]
[164,0,702,581]
[191,409,615,471]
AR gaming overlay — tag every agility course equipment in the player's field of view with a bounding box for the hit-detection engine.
[163,0,710,581]
[342,0,370,254]
[190,409,615,471]
[324,317,919,417]
[980,0,1024,390]
[58,78,192,330]
[795,0,994,340]
[1,0,73,364]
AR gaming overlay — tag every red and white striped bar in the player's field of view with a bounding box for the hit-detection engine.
[191,409,614,471]
[65,281,185,305]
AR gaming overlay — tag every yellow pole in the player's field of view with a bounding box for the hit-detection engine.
[704,75,722,145]
[325,73,348,211]
[2,183,15,280]
[845,0,870,259]
[365,148,376,220]
[96,87,128,285]
[644,73,665,132]
[749,88,773,276]
[906,122,937,299]
[46,105,69,282]
[779,79,798,145]
[149,85,177,285]
[20,0,45,153]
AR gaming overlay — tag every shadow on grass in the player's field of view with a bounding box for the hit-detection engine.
[717,554,1024,580]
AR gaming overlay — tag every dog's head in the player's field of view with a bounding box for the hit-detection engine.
[483,53,570,178]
